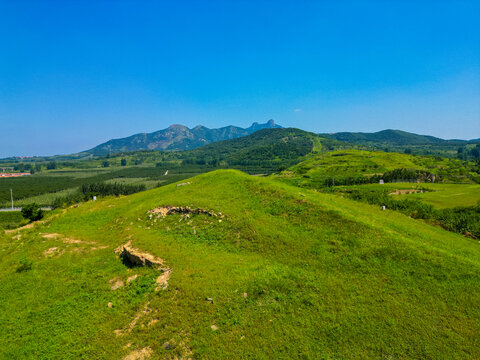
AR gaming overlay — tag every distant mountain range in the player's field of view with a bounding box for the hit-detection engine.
[322,129,478,146]
[85,120,281,155]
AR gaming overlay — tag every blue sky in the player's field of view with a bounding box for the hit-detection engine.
[1,0,479,157]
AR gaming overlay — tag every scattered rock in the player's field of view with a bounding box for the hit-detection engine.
[127,274,138,284]
[206,297,214,302]
[44,247,62,257]
[110,278,124,290]
[155,269,172,291]
[243,292,248,299]
[211,325,218,331]
[107,302,113,308]
[163,341,173,350]
[111,280,124,290]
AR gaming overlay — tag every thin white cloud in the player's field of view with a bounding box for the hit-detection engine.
[294,108,302,112]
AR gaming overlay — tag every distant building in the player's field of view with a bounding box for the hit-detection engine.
[0,172,31,178]
[379,179,384,184]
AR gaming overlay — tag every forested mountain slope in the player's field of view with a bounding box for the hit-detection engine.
[85,120,281,155]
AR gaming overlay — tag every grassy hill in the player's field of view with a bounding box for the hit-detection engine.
[276,149,479,188]
[0,128,341,207]
[1,170,479,359]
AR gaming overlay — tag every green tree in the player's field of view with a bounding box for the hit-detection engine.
[102,161,110,168]
[471,147,480,159]
[14,164,25,172]
[21,203,44,222]
[46,162,57,170]
[121,158,127,166]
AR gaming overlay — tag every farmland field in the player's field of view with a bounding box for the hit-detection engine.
[0,166,209,207]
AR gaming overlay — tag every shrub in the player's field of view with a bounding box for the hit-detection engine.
[21,203,44,222]
[16,257,33,273]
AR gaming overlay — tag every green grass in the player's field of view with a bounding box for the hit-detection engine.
[0,212,25,229]
[0,170,479,359]
[394,183,480,208]
[276,149,477,187]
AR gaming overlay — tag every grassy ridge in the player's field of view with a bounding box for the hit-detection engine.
[1,170,479,359]
[276,149,478,187]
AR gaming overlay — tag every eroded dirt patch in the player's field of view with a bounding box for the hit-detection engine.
[44,247,63,257]
[123,347,153,360]
[40,233,103,255]
[113,242,171,340]
[389,189,423,195]
[5,220,45,234]
[147,205,224,219]
[116,241,165,268]
[42,233,62,239]
[155,268,172,291]
[115,301,159,336]
[116,241,172,292]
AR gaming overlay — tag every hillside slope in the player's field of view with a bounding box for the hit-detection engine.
[1,170,479,359]
[276,149,479,187]
[84,120,281,155]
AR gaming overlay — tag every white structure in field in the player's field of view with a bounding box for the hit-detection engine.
[379,179,384,184]
[164,170,168,176]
